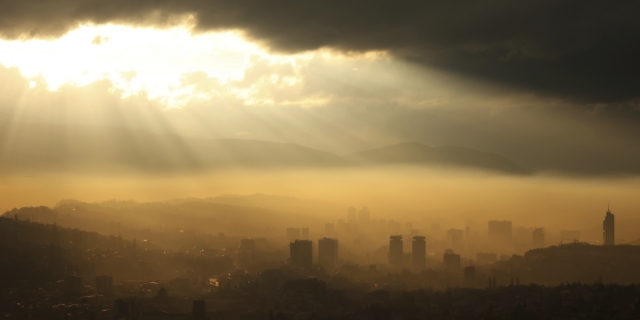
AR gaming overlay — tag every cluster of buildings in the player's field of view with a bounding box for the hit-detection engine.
[287,206,617,271]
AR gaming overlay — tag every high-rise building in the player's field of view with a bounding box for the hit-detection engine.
[290,240,313,267]
[286,228,301,241]
[347,207,357,223]
[301,228,310,240]
[488,220,512,244]
[95,275,113,295]
[603,206,615,245]
[318,238,339,269]
[412,236,426,270]
[389,235,404,270]
[532,228,545,248]
[560,230,581,242]
[443,249,461,271]
[358,207,370,225]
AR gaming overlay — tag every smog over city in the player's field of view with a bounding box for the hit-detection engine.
[1,1,639,319]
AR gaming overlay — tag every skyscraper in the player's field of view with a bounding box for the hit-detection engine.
[290,240,313,267]
[318,238,339,269]
[412,236,426,270]
[301,227,309,240]
[532,228,545,248]
[347,207,357,223]
[603,206,615,245]
[389,235,404,270]
[488,220,512,244]
[443,249,461,271]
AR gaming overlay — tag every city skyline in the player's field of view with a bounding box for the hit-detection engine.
[0,0,638,318]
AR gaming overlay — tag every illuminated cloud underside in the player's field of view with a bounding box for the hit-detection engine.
[0,24,390,108]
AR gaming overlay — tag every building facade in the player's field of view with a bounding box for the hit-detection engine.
[389,235,404,270]
[412,236,426,270]
[318,238,339,269]
[290,240,313,267]
[603,207,615,245]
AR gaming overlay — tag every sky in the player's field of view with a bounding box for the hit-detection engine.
[0,1,639,215]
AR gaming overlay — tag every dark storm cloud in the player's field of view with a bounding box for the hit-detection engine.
[0,0,638,103]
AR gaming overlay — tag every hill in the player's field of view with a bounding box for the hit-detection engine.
[500,243,640,285]
[2,199,324,249]
[0,122,343,173]
[0,122,527,175]
[344,142,529,174]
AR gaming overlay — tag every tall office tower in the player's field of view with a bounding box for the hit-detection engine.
[358,207,370,225]
[318,238,339,269]
[389,235,404,270]
[286,228,301,241]
[447,229,465,247]
[603,206,615,245]
[560,230,581,242]
[290,240,313,267]
[240,239,256,252]
[301,228,310,240]
[412,236,426,270]
[465,227,471,240]
[488,220,513,244]
[325,223,335,235]
[443,249,461,271]
[348,207,357,223]
[532,228,545,248]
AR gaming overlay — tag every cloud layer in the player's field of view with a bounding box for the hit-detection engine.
[1,59,640,176]
[1,0,639,102]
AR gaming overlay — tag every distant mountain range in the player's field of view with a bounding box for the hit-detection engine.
[345,142,528,174]
[0,122,528,175]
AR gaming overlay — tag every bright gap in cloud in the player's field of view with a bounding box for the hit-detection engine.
[0,24,317,107]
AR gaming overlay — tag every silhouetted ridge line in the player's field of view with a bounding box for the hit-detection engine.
[0,123,527,174]
[344,141,529,175]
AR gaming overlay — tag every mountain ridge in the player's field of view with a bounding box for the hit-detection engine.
[344,141,529,175]
[0,122,528,175]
